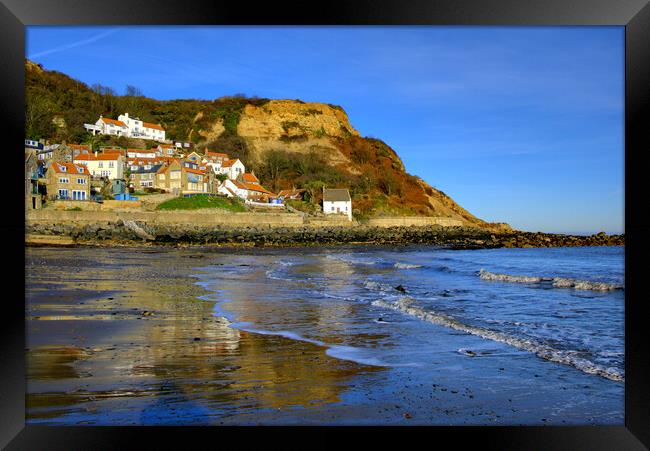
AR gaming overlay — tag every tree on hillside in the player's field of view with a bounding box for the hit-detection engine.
[303,180,326,205]
[25,95,56,140]
[125,85,143,97]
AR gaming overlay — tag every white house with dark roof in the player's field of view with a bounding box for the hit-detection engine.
[322,188,352,220]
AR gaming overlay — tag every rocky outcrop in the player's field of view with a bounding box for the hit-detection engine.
[26,221,624,249]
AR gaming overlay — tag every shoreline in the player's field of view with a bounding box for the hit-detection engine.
[25,223,624,249]
[26,246,624,425]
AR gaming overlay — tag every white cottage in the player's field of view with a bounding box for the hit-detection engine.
[84,113,166,141]
[218,158,245,180]
[322,188,352,221]
[73,151,125,180]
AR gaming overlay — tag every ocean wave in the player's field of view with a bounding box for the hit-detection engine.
[478,269,623,291]
[325,254,378,266]
[435,265,454,273]
[363,280,395,292]
[394,262,423,269]
[371,297,624,382]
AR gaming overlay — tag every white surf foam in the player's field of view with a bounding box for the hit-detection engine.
[478,269,623,291]
[394,262,423,269]
[371,296,624,382]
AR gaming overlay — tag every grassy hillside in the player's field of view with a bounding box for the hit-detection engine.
[26,60,504,227]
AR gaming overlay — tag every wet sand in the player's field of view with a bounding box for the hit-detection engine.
[26,246,623,425]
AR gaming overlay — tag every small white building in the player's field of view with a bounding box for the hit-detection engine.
[117,113,166,141]
[73,151,125,180]
[127,149,157,159]
[323,188,352,221]
[218,158,245,180]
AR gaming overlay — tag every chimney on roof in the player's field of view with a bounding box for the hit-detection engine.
[125,113,129,118]
[95,151,98,157]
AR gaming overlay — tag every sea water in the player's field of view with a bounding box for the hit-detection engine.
[192,245,624,383]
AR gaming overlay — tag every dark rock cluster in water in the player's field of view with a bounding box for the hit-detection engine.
[26,222,625,249]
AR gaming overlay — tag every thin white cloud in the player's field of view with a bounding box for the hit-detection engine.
[28,28,119,59]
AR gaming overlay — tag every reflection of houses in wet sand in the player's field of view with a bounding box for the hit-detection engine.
[26,253,381,421]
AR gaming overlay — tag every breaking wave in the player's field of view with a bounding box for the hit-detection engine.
[394,262,423,269]
[478,269,623,291]
[371,296,624,382]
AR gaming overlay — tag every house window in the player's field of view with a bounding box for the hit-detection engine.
[109,161,114,168]
[98,162,104,168]
[331,206,335,212]
[77,178,86,184]
[58,189,69,199]
[59,177,69,184]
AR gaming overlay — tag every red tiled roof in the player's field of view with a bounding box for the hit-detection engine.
[242,173,259,183]
[143,122,164,131]
[100,117,127,127]
[221,159,241,168]
[74,152,121,161]
[185,167,207,175]
[50,162,89,175]
[232,180,274,196]
[206,151,229,159]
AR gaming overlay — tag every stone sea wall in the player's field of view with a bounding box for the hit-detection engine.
[25,210,624,249]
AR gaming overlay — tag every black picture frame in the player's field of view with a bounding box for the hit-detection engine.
[2,0,648,448]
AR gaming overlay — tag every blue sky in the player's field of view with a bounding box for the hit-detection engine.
[26,26,624,234]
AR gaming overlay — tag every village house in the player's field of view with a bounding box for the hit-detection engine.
[157,144,176,157]
[130,163,163,191]
[218,158,245,180]
[37,148,54,161]
[185,151,203,163]
[84,116,129,137]
[174,141,194,151]
[185,167,210,193]
[25,150,42,209]
[127,148,157,159]
[69,144,92,156]
[84,113,166,141]
[218,178,275,203]
[25,139,44,150]
[204,150,229,164]
[155,160,183,193]
[74,151,125,180]
[322,188,352,220]
[154,159,211,194]
[46,162,91,201]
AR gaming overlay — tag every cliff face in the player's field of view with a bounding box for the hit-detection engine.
[235,100,359,165]
[26,60,509,230]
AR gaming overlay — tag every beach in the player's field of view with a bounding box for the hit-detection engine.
[26,245,624,425]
